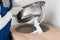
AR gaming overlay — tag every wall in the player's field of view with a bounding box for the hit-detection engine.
[43,0,60,28]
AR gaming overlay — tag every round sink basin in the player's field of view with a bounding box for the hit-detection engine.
[15,24,49,34]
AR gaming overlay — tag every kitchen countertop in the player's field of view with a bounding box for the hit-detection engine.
[11,22,60,40]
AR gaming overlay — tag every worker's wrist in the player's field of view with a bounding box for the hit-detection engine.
[9,7,23,16]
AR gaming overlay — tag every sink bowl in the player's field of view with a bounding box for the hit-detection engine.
[15,23,49,34]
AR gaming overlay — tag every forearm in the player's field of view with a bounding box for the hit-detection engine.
[0,12,12,30]
[0,7,23,30]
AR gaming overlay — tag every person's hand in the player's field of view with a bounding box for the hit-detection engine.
[9,7,23,16]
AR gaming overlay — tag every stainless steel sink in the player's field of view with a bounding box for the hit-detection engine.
[15,24,49,34]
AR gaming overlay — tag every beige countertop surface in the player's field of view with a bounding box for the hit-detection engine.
[11,22,60,40]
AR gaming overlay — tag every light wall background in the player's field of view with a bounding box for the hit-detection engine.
[42,0,60,28]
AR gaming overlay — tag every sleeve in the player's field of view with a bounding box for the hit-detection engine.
[0,11,12,30]
[0,7,23,30]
